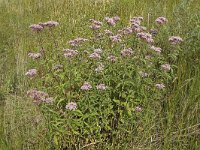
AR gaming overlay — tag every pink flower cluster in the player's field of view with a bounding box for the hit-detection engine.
[110,34,122,43]
[137,32,154,43]
[121,48,133,57]
[65,102,77,110]
[155,17,168,25]
[104,29,113,36]
[28,52,42,60]
[161,64,171,72]
[81,82,92,90]
[104,16,120,26]
[93,48,103,54]
[29,20,59,31]
[118,27,133,35]
[130,16,143,26]
[69,38,88,46]
[29,24,43,31]
[169,36,183,45]
[107,54,117,62]
[155,83,165,90]
[150,46,162,54]
[130,16,146,33]
[63,49,78,58]
[27,89,53,104]
[96,84,107,91]
[89,52,101,59]
[89,19,103,30]
[25,69,37,77]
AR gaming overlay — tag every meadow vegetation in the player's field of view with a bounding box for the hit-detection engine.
[0,0,199,149]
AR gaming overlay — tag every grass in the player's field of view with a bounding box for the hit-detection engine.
[0,0,200,149]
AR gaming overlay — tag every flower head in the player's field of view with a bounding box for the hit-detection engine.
[121,48,133,57]
[118,27,133,35]
[104,29,113,36]
[93,48,102,54]
[25,69,37,77]
[69,38,88,46]
[44,21,59,27]
[110,34,122,43]
[81,82,92,90]
[27,89,51,105]
[89,52,101,59]
[161,64,171,72]
[107,54,117,62]
[29,24,43,31]
[63,49,78,58]
[105,17,116,26]
[155,17,168,25]
[96,84,107,91]
[155,83,165,90]
[137,32,154,43]
[28,52,42,60]
[66,102,77,110]
[169,36,183,45]
[150,46,162,53]
[89,19,102,30]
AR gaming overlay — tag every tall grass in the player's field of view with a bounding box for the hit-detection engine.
[0,0,199,149]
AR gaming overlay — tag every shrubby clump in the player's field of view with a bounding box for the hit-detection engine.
[26,16,183,148]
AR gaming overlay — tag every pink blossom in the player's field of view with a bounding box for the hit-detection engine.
[27,89,51,105]
[155,17,168,25]
[66,102,77,110]
[89,19,103,26]
[118,27,133,35]
[63,49,78,58]
[29,24,43,31]
[89,24,101,30]
[25,69,37,77]
[121,48,133,57]
[161,64,171,72]
[94,48,102,54]
[69,38,88,46]
[110,34,122,43]
[89,19,102,30]
[137,32,154,43]
[28,52,42,60]
[104,29,113,36]
[44,21,59,27]
[81,82,92,90]
[113,16,120,22]
[107,54,117,62]
[43,97,54,104]
[150,46,162,53]
[155,83,165,90]
[105,17,116,26]
[96,84,107,91]
[130,16,143,26]
[89,52,101,59]
[169,36,183,45]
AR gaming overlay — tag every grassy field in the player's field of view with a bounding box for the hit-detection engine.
[0,0,200,149]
